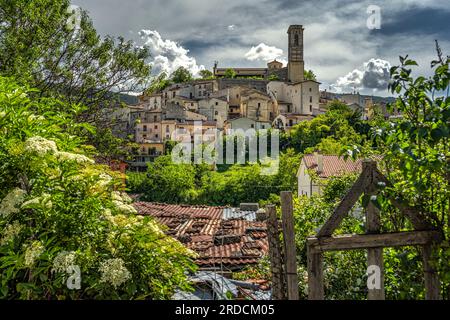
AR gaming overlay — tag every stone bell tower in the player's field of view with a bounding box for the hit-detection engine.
[287,25,305,83]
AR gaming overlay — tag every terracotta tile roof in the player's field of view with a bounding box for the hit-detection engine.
[303,154,362,178]
[133,202,268,270]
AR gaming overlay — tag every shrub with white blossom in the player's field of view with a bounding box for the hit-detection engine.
[0,77,196,299]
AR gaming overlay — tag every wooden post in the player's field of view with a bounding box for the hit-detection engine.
[280,191,299,300]
[365,162,385,300]
[366,201,385,300]
[422,244,441,300]
[307,245,324,300]
[266,205,286,300]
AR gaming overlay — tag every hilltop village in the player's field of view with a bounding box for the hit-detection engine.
[107,25,391,170]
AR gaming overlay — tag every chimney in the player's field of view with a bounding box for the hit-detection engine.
[316,153,324,173]
[256,208,267,222]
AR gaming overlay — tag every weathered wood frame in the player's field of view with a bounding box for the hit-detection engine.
[307,160,443,300]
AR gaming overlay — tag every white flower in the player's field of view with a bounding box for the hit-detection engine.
[24,136,58,156]
[0,111,6,118]
[112,191,132,204]
[112,200,137,215]
[0,221,23,245]
[24,241,45,267]
[99,258,131,288]
[55,151,94,164]
[52,251,77,273]
[0,188,27,217]
[95,173,113,190]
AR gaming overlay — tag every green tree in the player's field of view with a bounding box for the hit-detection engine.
[199,69,214,79]
[289,105,363,154]
[144,72,172,94]
[0,0,151,113]
[171,67,193,83]
[224,68,237,79]
[142,155,197,203]
[304,69,317,81]
[268,74,280,81]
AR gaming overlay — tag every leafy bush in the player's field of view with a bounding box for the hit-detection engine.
[0,77,196,299]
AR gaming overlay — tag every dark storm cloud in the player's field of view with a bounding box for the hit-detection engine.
[71,0,450,95]
[378,7,450,40]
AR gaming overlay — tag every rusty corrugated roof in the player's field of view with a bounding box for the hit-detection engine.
[134,202,268,269]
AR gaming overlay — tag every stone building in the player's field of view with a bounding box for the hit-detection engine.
[198,97,229,129]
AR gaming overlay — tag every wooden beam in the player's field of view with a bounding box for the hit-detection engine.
[280,192,299,300]
[422,244,441,300]
[317,164,372,237]
[266,205,286,300]
[365,186,385,300]
[308,230,442,253]
[307,244,324,300]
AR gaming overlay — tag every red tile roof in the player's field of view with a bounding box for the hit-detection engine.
[133,202,268,270]
[303,154,362,178]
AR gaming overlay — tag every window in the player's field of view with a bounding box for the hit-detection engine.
[287,105,291,113]
[191,103,194,106]
[143,125,147,132]
[215,111,219,115]
[294,33,299,46]
[166,125,169,132]
[154,115,157,122]
[155,125,158,129]
[310,105,312,112]
[172,92,176,98]
[251,124,255,128]
[236,94,239,98]
[258,103,261,107]
[262,125,265,129]
[155,134,159,138]
[310,96,312,103]
[309,87,312,92]
[215,102,219,106]
[289,119,293,126]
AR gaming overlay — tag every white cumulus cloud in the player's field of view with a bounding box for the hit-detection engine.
[245,43,286,65]
[332,58,391,93]
[139,29,205,77]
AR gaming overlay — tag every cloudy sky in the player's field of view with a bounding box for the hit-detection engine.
[72,0,450,96]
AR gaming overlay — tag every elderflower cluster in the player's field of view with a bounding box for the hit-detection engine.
[55,151,94,164]
[24,241,45,267]
[24,136,58,156]
[112,191,132,204]
[0,221,23,246]
[112,200,137,215]
[21,193,52,210]
[52,251,77,273]
[98,258,131,288]
[95,173,113,190]
[0,188,27,217]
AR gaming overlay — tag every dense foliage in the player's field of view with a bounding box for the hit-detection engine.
[0,77,196,299]
[129,149,301,206]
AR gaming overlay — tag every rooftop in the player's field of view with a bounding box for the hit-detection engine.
[302,154,362,178]
[133,202,268,270]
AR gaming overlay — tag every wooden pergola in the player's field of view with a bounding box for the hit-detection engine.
[307,160,443,300]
